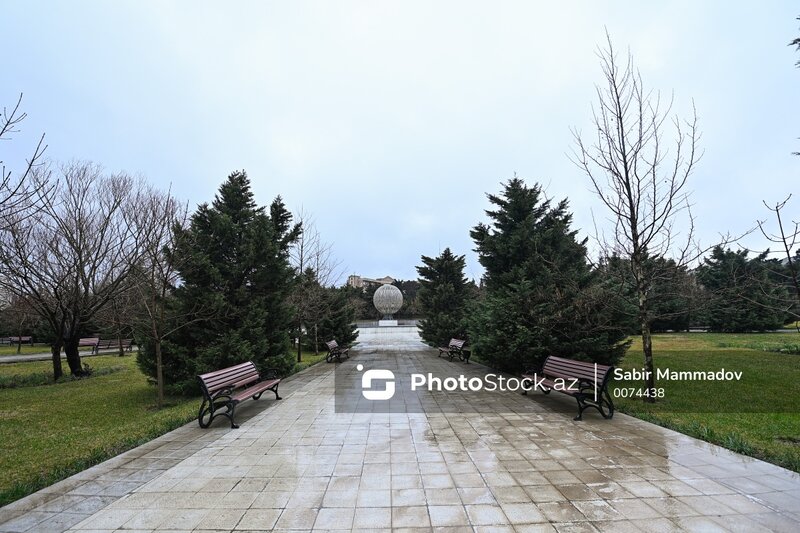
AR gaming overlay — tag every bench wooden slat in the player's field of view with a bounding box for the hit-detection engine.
[197,361,281,429]
[230,379,281,402]
[204,370,260,393]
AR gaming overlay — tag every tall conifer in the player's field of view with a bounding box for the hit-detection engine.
[138,171,299,393]
[469,178,628,372]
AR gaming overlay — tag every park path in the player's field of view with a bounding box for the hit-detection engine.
[1,327,799,532]
[0,348,135,364]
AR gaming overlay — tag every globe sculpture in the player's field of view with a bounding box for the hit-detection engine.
[373,284,403,320]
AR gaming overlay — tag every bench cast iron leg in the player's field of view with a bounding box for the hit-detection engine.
[198,399,214,428]
[227,403,239,429]
[574,397,587,421]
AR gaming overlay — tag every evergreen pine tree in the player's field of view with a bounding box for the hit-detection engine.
[138,171,300,394]
[313,286,359,350]
[468,178,629,373]
[416,248,470,347]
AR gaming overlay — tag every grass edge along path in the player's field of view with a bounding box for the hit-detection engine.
[615,333,800,474]
[0,412,195,507]
[617,408,800,473]
[470,332,800,475]
[0,350,328,507]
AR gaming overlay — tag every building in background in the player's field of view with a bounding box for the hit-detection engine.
[347,275,395,289]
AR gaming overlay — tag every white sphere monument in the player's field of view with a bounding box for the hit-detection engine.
[373,284,403,326]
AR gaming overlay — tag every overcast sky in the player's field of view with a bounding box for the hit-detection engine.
[4,1,799,282]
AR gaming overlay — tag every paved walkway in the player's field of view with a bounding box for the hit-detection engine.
[0,348,137,364]
[1,327,799,532]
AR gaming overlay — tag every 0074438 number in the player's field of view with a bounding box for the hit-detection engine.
[613,387,665,399]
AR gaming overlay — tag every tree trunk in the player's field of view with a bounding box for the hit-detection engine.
[634,259,656,403]
[296,321,302,363]
[155,339,164,409]
[51,342,63,381]
[16,337,21,355]
[314,323,318,355]
[640,320,656,402]
[636,287,656,403]
[115,312,125,356]
[64,338,83,376]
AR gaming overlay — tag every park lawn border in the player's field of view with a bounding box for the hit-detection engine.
[0,410,196,506]
[619,409,800,473]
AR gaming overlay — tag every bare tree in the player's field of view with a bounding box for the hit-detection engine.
[128,186,202,408]
[128,185,225,407]
[94,284,139,356]
[0,94,49,228]
[791,16,799,155]
[289,209,343,360]
[0,161,148,378]
[571,34,702,401]
[755,195,800,323]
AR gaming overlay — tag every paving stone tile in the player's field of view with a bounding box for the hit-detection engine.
[464,504,508,525]
[456,488,495,505]
[0,511,57,532]
[499,502,546,524]
[392,506,431,528]
[234,508,281,530]
[424,488,461,506]
[427,505,469,527]
[392,488,427,506]
[537,501,587,523]
[274,507,318,529]
[570,500,622,521]
[353,507,391,529]
[314,507,355,530]
[607,498,661,520]
[196,508,245,530]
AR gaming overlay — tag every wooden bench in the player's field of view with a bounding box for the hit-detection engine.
[325,339,350,363]
[521,355,615,421]
[78,337,100,351]
[438,338,469,362]
[197,362,281,429]
[92,338,134,354]
[5,336,33,345]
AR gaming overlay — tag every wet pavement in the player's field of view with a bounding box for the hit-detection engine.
[1,326,799,532]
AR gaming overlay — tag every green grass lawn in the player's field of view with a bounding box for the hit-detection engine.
[616,332,800,473]
[293,350,329,372]
[0,344,53,356]
[0,349,325,505]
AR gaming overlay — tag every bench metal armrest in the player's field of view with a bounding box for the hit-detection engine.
[210,387,233,401]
